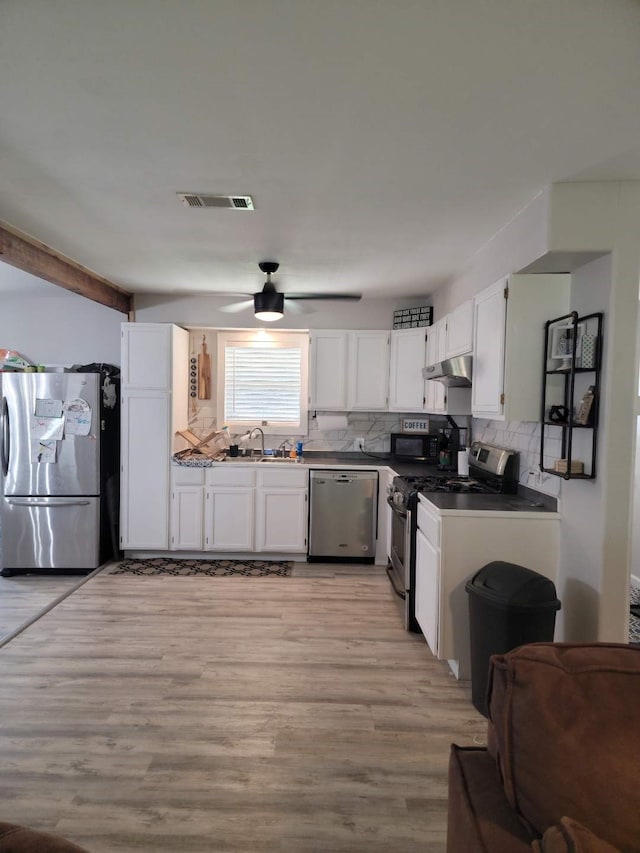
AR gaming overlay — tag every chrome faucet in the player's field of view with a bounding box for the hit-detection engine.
[277,438,290,458]
[248,427,265,458]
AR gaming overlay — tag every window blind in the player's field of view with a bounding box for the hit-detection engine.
[224,343,302,423]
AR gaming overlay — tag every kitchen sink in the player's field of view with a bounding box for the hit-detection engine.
[221,455,300,463]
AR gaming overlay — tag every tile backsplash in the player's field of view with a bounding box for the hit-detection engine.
[188,399,563,496]
[471,418,562,497]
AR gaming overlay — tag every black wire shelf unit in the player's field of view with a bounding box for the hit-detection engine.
[540,311,603,480]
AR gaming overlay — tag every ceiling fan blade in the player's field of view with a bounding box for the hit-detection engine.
[284,293,362,301]
[218,299,254,314]
[285,300,316,315]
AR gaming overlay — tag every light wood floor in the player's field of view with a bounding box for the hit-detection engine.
[0,573,89,644]
[0,563,486,853]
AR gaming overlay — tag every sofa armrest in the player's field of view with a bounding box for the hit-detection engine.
[447,745,535,853]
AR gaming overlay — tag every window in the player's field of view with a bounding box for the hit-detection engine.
[216,331,309,435]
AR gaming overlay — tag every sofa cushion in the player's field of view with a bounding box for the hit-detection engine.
[532,817,622,853]
[487,643,640,851]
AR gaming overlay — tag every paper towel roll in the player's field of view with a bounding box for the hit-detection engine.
[316,414,349,431]
[457,450,469,478]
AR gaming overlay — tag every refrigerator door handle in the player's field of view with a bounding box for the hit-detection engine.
[1,396,8,477]
[6,498,93,507]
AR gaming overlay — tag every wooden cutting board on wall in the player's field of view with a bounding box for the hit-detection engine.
[198,336,211,399]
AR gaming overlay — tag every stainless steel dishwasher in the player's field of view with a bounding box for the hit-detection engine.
[308,470,378,562]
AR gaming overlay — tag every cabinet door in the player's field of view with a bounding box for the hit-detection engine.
[414,527,440,656]
[388,328,427,412]
[170,486,204,550]
[427,320,447,412]
[255,487,307,552]
[348,331,390,410]
[445,299,474,357]
[472,279,507,419]
[423,325,438,412]
[120,391,171,549]
[121,323,173,389]
[204,487,254,551]
[309,331,348,409]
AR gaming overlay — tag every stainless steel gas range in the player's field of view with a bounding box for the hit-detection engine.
[386,441,520,631]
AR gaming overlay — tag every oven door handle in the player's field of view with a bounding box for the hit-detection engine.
[386,496,407,518]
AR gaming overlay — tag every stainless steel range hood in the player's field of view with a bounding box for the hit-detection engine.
[422,354,472,387]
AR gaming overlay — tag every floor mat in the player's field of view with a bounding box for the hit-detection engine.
[108,558,293,576]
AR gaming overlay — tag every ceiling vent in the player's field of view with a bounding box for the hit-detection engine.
[177,193,254,210]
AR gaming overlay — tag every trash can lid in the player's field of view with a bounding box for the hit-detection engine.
[464,561,561,610]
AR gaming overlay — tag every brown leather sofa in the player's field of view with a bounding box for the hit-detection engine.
[0,822,89,852]
[447,643,640,852]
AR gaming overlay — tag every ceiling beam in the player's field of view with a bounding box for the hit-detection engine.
[0,223,132,314]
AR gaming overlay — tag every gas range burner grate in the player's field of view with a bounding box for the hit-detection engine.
[392,474,497,495]
[422,477,497,494]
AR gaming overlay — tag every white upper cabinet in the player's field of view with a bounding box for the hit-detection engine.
[310,330,389,411]
[388,328,428,412]
[424,318,471,415]
[347,331,390,410]
[471,280,507,418]
[472,274,570,421]
[445,299,474,357]
[121,323,188,390]
[309,331,349,409]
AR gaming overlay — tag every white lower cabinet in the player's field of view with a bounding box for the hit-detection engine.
[170,466,205,550]
[121,390,172,550]
[414,526,440,656]
[204,467,255,552]
[255,468,308,552]
[205,487,254,551]
[169,464,308,555]
[172,487,205,550]
[415,495,560,680]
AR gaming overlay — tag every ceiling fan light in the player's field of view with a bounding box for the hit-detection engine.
[254,306,284,321]
[254,288,284,321]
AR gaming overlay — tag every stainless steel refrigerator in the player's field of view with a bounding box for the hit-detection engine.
[0,370,120,575]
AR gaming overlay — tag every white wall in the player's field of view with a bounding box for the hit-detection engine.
[0,290,122,367]
[556,254,610,640]
[133,292,408,330]
[430,189,550,319]
[431,182,640,644]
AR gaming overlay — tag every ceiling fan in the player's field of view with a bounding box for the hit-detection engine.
[219,261,362,321]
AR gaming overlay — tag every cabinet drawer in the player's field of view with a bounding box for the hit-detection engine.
[171,465,205,486]
[206,467,255,487]
[257,467,308,488]
[417,498,440,548]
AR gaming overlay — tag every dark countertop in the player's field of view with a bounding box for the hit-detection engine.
[419,485,558,514]
[300,451,440,477]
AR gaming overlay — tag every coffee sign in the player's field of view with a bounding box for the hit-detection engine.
[401,418,430,433]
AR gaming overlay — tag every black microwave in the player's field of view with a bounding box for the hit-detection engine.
[390,433,440,464]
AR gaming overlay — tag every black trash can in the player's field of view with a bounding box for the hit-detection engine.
[465,561,561,717]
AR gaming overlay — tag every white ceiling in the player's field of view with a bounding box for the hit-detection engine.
[1,0,640,302]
